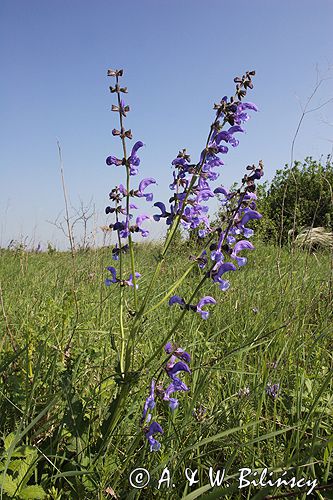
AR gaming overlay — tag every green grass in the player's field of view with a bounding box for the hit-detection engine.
[0,241,332,499]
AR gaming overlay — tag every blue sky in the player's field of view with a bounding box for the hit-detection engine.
[1,0,332,248]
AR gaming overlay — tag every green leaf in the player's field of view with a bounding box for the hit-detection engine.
[0,473,17,497]
[19,485,46,499]
[3,433,15,452]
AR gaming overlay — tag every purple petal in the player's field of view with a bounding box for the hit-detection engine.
[106,266,117,282]
[118,184,127,195]
[131,141,144,156]
[106,156,122,166]
[240,210,262,226]
[231,240,255,256]
[236,256,248,266]
[197,296,217,309]
[136,214,150,227]
[238,102,258,112]
[214,186,229,196]
[228,125,244,134]
[164,342,172,354]
[139,178,156,192]
[215,131,230,144]
[146,421,163,438]
[219,279,230,291]
[167,361,191,378]
[169,295,186,307]
[168,398,179,411]
[215,262,237,277]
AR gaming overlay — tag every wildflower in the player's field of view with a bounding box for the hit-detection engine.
[162,379,189,411]
[166,361,191,380]
[141,380,156,424]
[128,141,144,175]
[164,342,191,363]
[105,267,141,288]
[230,240,254,266]
[266,382,280,399]
[136,178,156,202]
[112,243,129,260]
[239,209,262,227]
[211,262,237,291]
[145,421,163,452]
[196,296,217,319]
[106,155,123,166]
[153,202,175,225]
[169,295,217,319]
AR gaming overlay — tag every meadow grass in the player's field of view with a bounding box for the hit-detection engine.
[0,240,332,499]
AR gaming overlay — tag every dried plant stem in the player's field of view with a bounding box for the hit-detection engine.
[57,141,79,355]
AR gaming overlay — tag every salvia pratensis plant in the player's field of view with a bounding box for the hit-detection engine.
[104,67,263,452]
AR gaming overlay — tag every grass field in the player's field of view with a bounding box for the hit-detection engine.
[0,240,332,499]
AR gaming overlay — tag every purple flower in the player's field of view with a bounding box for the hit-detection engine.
[106,155,123,166]
[105,266,117,286]
[196,296,216,319]
[266,383,280,400]
[124,272,141,288]
[166,361,191,380]
[230,240,254,267]
[240,209,262,227]
[153,202,175,225]
[137,178,156,202]
[169,295,186,308]
[212,262,237,291]
[165,378,189,395]
[105,267,141,288]
[167,398,179,411]
[112,243,129,260]
[141,380,156,423]
[164,342,191,363]
[238,102,258,112]
[128,141,144,175]
[145,421,163,452]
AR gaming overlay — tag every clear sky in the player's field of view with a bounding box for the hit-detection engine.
[1,0,332,249]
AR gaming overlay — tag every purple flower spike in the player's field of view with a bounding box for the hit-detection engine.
[145,421,163,452]
[196,296,216,319]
